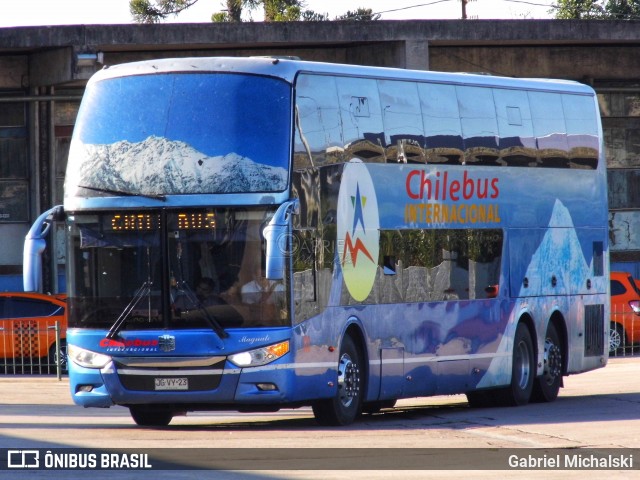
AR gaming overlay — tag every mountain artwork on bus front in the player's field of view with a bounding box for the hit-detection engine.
[64,70,292,199]
[69,135,288,196]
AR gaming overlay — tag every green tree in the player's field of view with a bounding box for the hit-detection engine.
[131,0,258,23]
[604,0,640,18]
[337,8,381,20]
[554,0,606,20]
[130,0,378,23]
[264,0,301,21]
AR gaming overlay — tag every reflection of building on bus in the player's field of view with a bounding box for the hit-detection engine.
[24,57,609,429]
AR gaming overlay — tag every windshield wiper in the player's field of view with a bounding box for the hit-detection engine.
[106,281,152,339]
[176,282,229,339]
[78,184,166,201]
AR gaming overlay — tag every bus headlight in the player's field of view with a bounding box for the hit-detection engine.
[228,340,289,367]
[68,344,112,369]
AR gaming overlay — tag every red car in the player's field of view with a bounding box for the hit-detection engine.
[610,271,640,354]
[0,292,67,370]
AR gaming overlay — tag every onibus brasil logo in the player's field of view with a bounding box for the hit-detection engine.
[337,160,380,302]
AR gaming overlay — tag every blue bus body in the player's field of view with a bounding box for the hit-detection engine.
[25,57,609,426]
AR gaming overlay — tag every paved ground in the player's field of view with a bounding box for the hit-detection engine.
[0,357,638,480]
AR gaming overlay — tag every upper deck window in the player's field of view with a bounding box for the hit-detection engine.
[66,73,291,198]
[294,73,599,170]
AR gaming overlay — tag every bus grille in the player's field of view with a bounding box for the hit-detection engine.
[115,359,225,392]
[584,304,605,357]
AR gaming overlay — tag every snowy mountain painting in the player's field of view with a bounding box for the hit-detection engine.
[476,199,593,388]
[67,136,288,195]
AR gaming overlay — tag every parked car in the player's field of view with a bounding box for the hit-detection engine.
[0,292,67,370]
[610,271,640,354]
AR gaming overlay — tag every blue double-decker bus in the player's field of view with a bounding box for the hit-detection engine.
[24,57,608,426]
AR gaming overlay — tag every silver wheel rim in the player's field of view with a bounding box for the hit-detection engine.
[542,337,561,385]
[514,339,532,390]
[609,326,622,352]
[337,353,360,408]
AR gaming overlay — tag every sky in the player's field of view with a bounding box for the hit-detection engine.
[0,0,556,27]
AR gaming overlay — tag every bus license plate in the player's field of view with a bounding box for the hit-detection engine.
[154,377,188,390]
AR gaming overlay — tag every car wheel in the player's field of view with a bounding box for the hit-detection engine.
[609,322,625,355]
[48,340,68,372]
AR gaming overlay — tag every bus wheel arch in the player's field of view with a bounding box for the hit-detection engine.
[312,325,366,426]
[531,314,565,403]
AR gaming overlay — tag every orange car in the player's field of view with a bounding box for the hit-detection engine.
[610,271,640,354]
[0,292,67,369]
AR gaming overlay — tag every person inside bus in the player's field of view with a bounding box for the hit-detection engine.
[241,267,284,305]
[195,277,220,306]
[173,277,220,312]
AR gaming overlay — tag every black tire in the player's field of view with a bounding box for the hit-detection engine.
[362,399,397,415]
[48,340,68,372]
[312,335,363,426]
[129,407,173,427]
[609,322,625,355]
[499,322,535,406]
[466,389,494,408]
[531,323,563,403]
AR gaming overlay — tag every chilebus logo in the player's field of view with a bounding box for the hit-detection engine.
[337,160,380,302]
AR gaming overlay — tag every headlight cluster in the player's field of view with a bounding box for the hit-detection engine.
[228,340,289,367]
[68,344,112,369]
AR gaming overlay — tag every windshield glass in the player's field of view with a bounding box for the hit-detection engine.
[66,208,289,330]
[65,73,291,198]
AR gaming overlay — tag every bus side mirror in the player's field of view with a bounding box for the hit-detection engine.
[23,205,64,292]
[263,199,299,281]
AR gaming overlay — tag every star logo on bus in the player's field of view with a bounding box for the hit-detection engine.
[351,184,367,235]
[342,183,374,268]
[337,160,380,302]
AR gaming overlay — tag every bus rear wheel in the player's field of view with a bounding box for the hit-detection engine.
[531,323,563,403]
[129,406,173,427]
[312,335,363,426]
[500,322,535,406]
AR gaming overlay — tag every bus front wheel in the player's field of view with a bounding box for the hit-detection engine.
[129,406,173,427]
[312,335,363,426]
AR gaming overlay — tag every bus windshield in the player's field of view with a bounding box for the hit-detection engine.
[66,208,289,330]
[65,73,291,197]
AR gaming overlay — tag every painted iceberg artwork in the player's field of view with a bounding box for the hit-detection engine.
[70,136,288,195]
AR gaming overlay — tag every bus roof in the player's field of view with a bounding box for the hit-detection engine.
[91,56,595,96]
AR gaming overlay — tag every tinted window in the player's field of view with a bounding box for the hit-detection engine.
[418,83,463,164]
[295,74,342,167]
[335,77,385,162]
[456,86,499,165]
[294,74,597,170]
[610,280,626,296]
[68,73,291,196]
[563,94,599,169]
[493,88,537,167]
[379,80,424,163]
[8,297,63,318]
[344,228,503,304]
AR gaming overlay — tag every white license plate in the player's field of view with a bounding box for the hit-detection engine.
[154,377,188,390]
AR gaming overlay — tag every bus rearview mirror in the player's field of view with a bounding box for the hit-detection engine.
[23,205,64,292]
[263,200,299,281]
